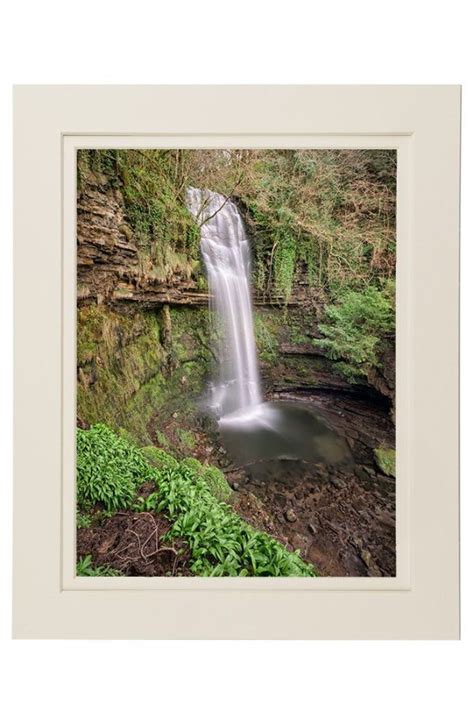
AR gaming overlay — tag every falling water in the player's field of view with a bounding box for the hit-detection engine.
[186,187,262,416]
[186,185,352,471]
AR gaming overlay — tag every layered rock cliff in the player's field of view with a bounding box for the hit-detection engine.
[77,173,207,308]
[77,169,214,445]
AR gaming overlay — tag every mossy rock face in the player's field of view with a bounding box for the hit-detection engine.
[202,465,233,502]
[77,305,165,441]
[254,311,279,364]
[180,457,202,474]
[141,446,178,471]
[76,302,212,446]
[181,457,232,502]
[374,447,396,477]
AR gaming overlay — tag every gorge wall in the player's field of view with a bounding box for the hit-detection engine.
[77,154,395,450]
[77,169,213,446]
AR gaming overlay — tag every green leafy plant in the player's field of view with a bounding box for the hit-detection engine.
[77,427,314,577]
[76,424,155,511]
[134,491,161,512]
[76,511,92,529]
[181,457,232,502]
[155,463,315,577]
[76,554,122,577]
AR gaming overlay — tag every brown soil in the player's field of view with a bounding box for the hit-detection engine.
[229,464,395,577]
[77,507,192,577]
[232,490,292,546]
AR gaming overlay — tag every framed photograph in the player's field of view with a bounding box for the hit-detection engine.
[13,85,460,638]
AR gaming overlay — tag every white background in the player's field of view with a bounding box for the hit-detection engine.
[0,1,470,709]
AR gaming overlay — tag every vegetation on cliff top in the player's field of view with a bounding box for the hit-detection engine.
[78,149,200,257]
[78,148,396,304]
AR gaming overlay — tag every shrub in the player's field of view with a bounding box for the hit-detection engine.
[315,281,395,379]
[76,424,154,511]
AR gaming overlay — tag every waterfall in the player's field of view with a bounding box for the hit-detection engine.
[186,186,352,470]
[186,187,262,417]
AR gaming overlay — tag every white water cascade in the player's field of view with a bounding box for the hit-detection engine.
[186,187,262,417]
[186,185,352,470]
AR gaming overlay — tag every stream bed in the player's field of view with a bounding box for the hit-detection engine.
[223,389,396,577]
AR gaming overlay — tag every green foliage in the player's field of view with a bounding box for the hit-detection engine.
[78,149,200,261]
[315,281,395,379]
[76,554,122,577]
[181,457,232,502]
[155,430,171,449]
[273,239,296,303]
[374,448,396,477]
[116,150,200,256]
[234,149,396,302]
[133,491,162,512]
[156,464,315,577]
[76,424,155,511]
[254,312,279,364]
[77,427,314,577]
[176,428,197,452]
[76,511,92,529]
[141,446,178,471]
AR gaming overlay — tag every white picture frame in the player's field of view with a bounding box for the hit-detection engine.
[13,85,460,639]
